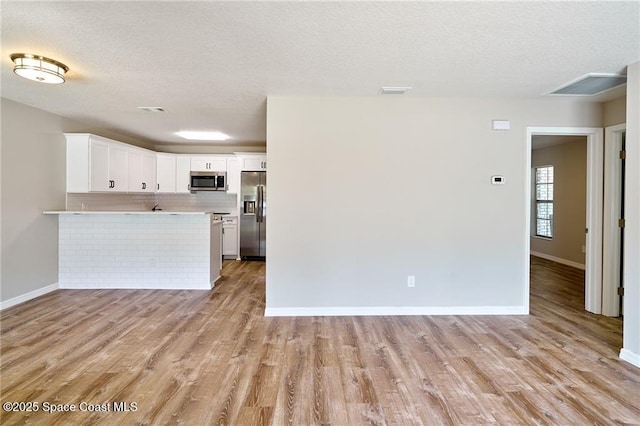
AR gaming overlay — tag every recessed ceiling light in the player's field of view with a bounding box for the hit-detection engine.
[10,53,69,84]
[176,131,230,141]
[379,86,412,95]
[137,106,165,112]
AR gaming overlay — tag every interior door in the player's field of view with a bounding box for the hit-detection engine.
[619,132,626,315]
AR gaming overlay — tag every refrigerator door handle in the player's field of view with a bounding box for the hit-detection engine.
[257,185,263,223]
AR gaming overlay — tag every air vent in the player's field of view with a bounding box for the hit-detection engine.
[379,86,411,95]
[547,73,627,96]
[137,106,165,112]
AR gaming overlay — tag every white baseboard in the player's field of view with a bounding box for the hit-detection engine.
[264,305,528,317]
[59,283,212,290]
[0,283,59,311]
[620,348,640,368]
[530,251,585,270]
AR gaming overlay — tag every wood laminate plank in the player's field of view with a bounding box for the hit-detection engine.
[1,257,639,425]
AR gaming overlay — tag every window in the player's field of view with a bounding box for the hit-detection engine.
[534,166,554,238]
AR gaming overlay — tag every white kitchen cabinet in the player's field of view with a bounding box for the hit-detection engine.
[226,156,239,194]
[128,148,156,192]
[88,140,110,191]
[176,155,191,193]
[239,155,267,171]
[156,153,176,193]
[140,151,157,192]
[66,133,130,193]
[222,217,238,257]
[91,138,129,192]
[191,156,227,172]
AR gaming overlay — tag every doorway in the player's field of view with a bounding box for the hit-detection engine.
[526,127,604,314]
[530,135,588,308]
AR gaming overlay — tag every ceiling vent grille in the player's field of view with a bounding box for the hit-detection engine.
[137,106,165,112]
[379,86,411,95]
[547,73,627,96]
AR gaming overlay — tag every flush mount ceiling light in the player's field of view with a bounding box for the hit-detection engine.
[10,53,69,84]
[379,86,412,95]
[546,73,627,96]
[176,131,230,141]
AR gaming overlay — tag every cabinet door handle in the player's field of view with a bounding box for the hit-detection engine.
[142,182,146,190]
[157,183,160,190]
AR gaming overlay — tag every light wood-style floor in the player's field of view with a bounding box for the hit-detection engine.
[1,257,639,425]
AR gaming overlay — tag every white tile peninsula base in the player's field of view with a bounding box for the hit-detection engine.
[56,213,221,289]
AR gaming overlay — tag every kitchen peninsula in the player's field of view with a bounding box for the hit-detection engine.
[43,210,222,290]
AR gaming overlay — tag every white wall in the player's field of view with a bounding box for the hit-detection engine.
[266,97,602,315]
[603,96,627,127]
[1,98,67,303]
[622,61,640,367]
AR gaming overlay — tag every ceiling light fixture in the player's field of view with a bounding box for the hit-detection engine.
[10,53,69,84]
[176,131,230,141]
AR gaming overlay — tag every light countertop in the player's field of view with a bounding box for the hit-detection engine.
[43,210,216,215]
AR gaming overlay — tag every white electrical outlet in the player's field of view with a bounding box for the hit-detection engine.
[407,275,416,287]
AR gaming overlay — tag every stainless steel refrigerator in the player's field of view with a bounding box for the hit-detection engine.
[240,171,266,259]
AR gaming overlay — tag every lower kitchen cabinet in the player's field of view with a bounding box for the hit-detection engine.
[222,217,238,258]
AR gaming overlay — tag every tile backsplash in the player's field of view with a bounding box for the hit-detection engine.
[67,192,238,214]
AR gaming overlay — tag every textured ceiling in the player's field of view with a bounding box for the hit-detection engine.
[1,1,639,147]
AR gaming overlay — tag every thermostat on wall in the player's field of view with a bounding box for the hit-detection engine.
[491,175,505,185]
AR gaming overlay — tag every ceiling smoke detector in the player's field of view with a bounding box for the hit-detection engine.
[546,73,627,96]
[379,86,412,95]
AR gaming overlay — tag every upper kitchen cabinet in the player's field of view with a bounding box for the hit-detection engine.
[128,148,156,193]
[156,153,177,193]
[66,133,129,192]
[191,155,227,172]
[176,155,192,193]
[239,154,267,171]
[226,156,239,194]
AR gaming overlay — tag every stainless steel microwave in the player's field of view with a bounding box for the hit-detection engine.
[190,171,226,192]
